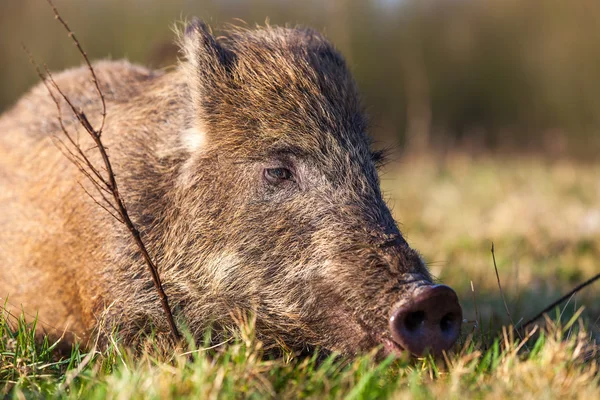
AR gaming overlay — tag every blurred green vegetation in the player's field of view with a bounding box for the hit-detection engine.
[1,0,600,157]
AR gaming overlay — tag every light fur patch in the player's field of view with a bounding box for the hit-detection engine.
[181,126,207,152]
[176,126,208,187]
[204,252,244,291]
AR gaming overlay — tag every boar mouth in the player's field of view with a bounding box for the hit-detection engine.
[381,337,406,356]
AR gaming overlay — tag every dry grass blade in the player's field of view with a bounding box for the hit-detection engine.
[470,280,484,345]
[491,243,522,340]
[1,297,78,339]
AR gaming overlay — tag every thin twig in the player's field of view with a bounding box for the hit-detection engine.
[491,243,522,340]
[52,135,111,195]
[21,0,182,343]
[179,337,234,356]
[45,0,106,134]
[77,183,125,224]
[521,273,600,332]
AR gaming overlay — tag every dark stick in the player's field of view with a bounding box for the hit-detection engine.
[24,0,182,343]
[520,273,600,332]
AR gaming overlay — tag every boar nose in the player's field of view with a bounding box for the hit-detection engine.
[389,284,462,356]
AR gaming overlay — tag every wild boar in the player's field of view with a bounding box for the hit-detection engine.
[0,20,461,356]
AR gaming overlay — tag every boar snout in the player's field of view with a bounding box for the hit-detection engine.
[388,285,462,356]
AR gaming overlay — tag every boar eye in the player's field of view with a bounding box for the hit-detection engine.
[264,167,294,183]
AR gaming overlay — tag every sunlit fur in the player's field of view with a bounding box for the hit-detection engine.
[0,21,431,354]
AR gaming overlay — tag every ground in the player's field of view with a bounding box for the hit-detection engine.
[1,154,599,398]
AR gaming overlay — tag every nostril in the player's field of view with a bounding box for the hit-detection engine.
[440,313,456,334]
[404,310,426,333]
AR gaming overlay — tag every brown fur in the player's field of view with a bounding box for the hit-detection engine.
[0,21,432,354]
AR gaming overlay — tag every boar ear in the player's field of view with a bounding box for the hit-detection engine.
[180,18,235,94]
[182,19,234,69]
[179,18,236,151]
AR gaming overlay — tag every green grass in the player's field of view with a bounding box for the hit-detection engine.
[1,308,598,399]
[1,155,599,398]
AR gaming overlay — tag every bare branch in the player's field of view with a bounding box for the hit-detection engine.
[51,135,111,197]
[45,0,106,134]
[77,182,125,224]
[22,1,182,343]
[21,50,110,192]
[23,44,107,190]
[43,66,94,134]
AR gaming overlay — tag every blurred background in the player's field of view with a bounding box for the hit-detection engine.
[2,0,600,158]
[0,0,598,338]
